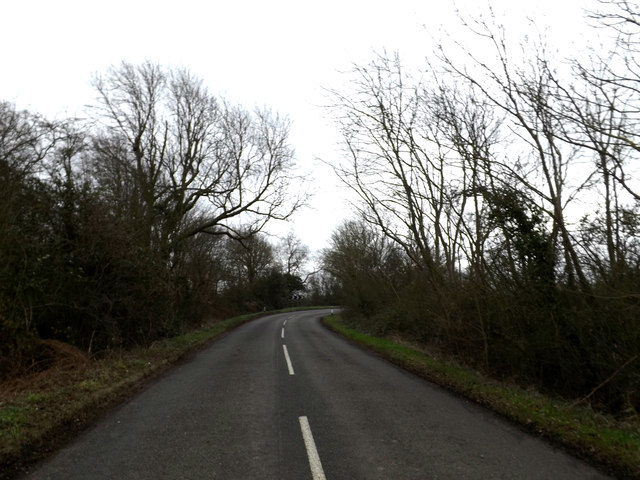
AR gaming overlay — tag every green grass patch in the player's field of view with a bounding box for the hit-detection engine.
[0,406,30,442]
[323,314,640,479]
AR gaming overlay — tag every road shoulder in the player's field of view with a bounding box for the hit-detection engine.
[322,314,639,479]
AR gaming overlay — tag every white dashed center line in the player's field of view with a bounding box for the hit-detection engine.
[299,416,327,480]
[282,345,295,375]
[282,317,326,478]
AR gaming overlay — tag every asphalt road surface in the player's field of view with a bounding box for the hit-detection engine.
[24,309,611,479]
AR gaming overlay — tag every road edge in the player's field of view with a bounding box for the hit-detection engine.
[321,314,638,480]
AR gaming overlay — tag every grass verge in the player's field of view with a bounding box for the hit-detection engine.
[323,314,640,480]
[0,307,326,480]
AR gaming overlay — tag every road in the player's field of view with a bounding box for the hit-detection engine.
[24,309,611,479]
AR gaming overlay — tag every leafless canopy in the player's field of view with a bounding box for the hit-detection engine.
[91,61,306,255]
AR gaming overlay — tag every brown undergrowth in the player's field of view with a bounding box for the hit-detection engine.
[0,342,170,479]
[0,314,250,479]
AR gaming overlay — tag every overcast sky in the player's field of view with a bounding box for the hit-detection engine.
[1,0,593,253]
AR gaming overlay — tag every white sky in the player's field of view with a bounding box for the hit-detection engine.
[1,0,593,254]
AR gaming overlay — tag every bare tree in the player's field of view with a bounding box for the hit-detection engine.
[223,233,275,286]
[322,219,403,316]
[527,0,640,280]
[327,53,449,283]
[437,17,591,290]
[327,52,509,292]
[427,81,504,284]
[278,231,310,277]
[0,101,57,180]
[91,61,305,259]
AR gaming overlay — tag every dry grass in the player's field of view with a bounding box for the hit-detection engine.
[1,345,171,479]
[0,314,257,479]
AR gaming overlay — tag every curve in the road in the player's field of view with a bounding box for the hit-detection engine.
[23,309,612,480]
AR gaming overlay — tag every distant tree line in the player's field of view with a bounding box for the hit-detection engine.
[0,62,331,377]
[323,1,640,414]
